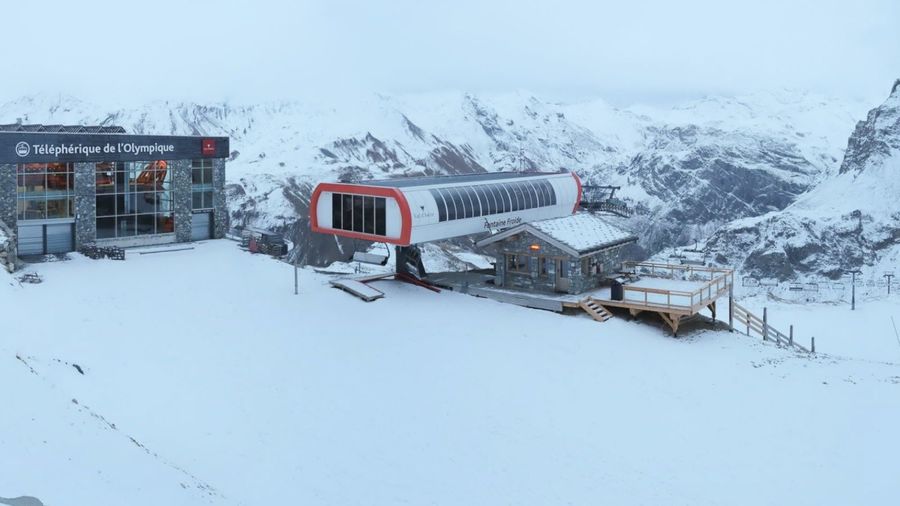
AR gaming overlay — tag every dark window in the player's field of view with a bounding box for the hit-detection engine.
[448,187,464,220]
[363,196,375,234]
[431,189,447,222]
[375,197,386,235]
[441,188,457,220]
[460,188,474,218]
[507,254,529,273]
[474,186,489,217]
[341,194,353,231]
[352,195,363,231]
[526,181,541,208]
[511,183,524,211]
[332,193,342,228]
[521,182,534,209]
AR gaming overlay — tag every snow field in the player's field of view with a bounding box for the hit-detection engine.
[0,241,898,506]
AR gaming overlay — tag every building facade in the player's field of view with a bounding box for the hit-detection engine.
[476,213,637,295]
[0,125,229,256]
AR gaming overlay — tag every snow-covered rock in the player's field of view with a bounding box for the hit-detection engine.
[703,80,900,281]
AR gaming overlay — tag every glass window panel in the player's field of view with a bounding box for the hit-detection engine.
[96,195,116,217]
[203,191,213,209]
[352,195,364,232]
[375,197,386,235]
[460,188,474,218]
[363,196,375,234]
[430,189,447,222]
[16,200,25,220]
[341,194,352,230]
[499,184,513,213]
[136,214,156,235]
[136,192,157,214]
[472,187,486,217]
[527,181,540,208]
[192,168,203,185]
[440,189,457,220]
[97,217,116,239]
[486,185,500,215]
[202,166,212,185]
[192,192,203,209]
[332,193,342,229]
[22,199,46,220]
[116,216,136,237]
[157,213,175,234]
[46,198,70,219]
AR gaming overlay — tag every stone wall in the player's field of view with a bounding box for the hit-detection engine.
[0,163,15,234]
[0,219,16,272]
[212,158,227,238]
[172,159,193,243]
[73,162,97,249]
[489,231,630,295]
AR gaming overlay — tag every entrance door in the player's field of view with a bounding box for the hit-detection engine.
[191,212,212,241]
[46,223,75,253]
[555,258,570,292]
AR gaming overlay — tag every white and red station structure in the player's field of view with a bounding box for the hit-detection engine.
[310,171,582,246]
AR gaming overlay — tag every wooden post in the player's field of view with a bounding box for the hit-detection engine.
[728,285,734,332]
[789,325,793,346]
[762,307,768,341]
[811,336,815,353]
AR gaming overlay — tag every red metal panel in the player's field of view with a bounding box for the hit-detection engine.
[309,182,412,246]
[571,171,582,213]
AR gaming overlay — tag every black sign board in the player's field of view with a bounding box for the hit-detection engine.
[0,132,230,164]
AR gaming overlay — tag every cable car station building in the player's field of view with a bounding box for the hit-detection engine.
[0,125,229,256]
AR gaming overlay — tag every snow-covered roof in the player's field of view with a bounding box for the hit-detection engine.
[476,213,637,257]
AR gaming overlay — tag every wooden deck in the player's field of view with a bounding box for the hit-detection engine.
[572,262,734,335]
[428,262,734,336]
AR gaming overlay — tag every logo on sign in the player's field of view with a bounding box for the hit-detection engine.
[201,138,216,156]
[15,142,30,157]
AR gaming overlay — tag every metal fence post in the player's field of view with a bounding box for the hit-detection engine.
[789,325,793,346]
[811,336,815,353]
[763,307,768,341]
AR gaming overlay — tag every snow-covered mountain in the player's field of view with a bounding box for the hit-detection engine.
[703,80,900,281]
[0,89,868,267]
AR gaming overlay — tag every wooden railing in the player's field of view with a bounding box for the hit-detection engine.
[732,302,812,353]
[618,262,734,312]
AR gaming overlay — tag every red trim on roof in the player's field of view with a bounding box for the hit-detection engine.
[570,171,582,213]
[309,182,413,246]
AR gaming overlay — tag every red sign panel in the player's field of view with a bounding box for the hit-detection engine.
[201,138,216,156]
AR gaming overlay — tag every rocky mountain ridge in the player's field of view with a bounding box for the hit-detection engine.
[0,89,870,268]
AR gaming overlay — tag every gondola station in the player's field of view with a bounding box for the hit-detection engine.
[310,171,735,335]
[0,124,230,257]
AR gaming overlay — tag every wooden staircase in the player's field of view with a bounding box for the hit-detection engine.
[579,298,614,323]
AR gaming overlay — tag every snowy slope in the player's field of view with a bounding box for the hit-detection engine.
[1,242,898,505]
[0,89,869,267]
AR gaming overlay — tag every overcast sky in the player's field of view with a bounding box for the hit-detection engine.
[2,0,898,105]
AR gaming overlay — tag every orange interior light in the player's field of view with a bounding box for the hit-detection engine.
[529,244,541,251]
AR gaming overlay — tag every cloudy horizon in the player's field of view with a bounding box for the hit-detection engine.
[1,0,898,106]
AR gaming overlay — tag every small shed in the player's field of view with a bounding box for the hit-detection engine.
[476,213,637,295]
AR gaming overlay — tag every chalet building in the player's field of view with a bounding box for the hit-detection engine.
[476,213,637,295]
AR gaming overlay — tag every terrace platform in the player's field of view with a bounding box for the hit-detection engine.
[427,262,734,336]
